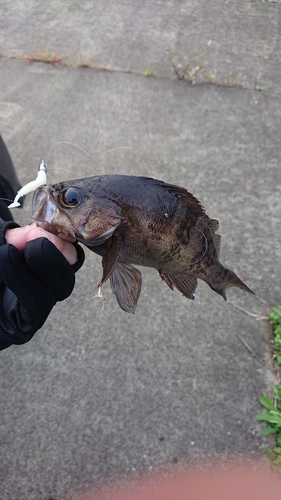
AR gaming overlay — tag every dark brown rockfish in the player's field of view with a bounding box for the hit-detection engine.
[32,175,254,313]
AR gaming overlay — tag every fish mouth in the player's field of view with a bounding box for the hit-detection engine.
[32,186,57,223]
[32,186,76,242]
[35,221,76,242]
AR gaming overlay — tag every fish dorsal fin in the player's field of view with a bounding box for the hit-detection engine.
[205,217,219,233]
[101,234,123,284]
[160,181,205,217]
[212,234,221,258]
[110,262,142,314]
[158,271,198,300]
[201,217,221,258]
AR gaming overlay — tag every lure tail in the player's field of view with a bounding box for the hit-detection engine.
[8,160,47,208]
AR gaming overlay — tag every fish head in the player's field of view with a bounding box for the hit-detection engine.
[32,179,122,246]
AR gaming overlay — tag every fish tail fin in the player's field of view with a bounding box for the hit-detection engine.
[210,268,254,300]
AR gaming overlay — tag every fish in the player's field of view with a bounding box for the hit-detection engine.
[32,175,254,313]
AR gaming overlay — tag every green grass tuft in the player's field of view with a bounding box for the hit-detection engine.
[257,305,281,469]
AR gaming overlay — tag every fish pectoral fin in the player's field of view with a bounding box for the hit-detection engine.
[101,235,123,283]
[158,271,198,300]
[110,262,142,314]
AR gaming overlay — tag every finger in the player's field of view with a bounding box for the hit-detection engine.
[25,227,78,265]
[5,223,37,251]
[5,224,78,265]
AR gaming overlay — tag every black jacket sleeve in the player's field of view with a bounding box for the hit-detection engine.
[0,221,85,350]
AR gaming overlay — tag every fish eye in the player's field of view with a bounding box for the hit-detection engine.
[59,188,83,208]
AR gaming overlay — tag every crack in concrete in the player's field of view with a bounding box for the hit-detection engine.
[0,51,280,95]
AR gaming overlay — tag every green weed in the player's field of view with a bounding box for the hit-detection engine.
[204,70,245,88]
[269,306,281,365]
[257,305,281,468]
[21,48,69,65]
[256,392,281,467]
[168,46,206,83]
[258,45,269,67]
[143,68,155,77]
[168,45,246,88]
[75,50,95,69]
[255,44,269,91]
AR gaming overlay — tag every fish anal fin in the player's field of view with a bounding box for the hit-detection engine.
[101,235,123,284]
[110,262,142,314]
[159,271,198,300]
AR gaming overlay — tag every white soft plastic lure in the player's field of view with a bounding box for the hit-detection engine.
[8,160,47,208]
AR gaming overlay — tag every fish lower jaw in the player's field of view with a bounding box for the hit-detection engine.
[56,232,76,242]
[35,221,76,242]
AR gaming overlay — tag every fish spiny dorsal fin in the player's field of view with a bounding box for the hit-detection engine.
[153,180,205,218]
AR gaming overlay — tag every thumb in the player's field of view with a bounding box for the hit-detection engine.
[5,224,78,265]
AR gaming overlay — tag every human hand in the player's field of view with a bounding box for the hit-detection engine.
[5,222,77,265]
[0,221,85,349]
[64,465,281,500]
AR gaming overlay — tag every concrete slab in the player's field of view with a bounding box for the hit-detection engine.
[0,2,281,499]
[0,1,280,90]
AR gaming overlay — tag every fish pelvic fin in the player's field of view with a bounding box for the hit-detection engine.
[158,271,198,300]
[209,268,255,301]
[110,262,142,314]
